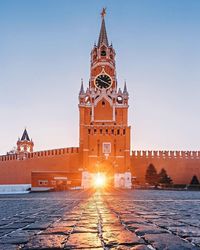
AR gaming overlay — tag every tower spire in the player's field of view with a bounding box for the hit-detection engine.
[21,128,30,141]
[79,78,85,95]
[98,8,109,47]
[123,81,128,95]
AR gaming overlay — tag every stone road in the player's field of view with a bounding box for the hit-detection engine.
[0,189,200,249]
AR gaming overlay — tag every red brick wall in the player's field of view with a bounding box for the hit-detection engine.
[0,148,80,185]
[1,148,200,186]
[131,151,200,184]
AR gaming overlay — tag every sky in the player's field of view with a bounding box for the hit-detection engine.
[0,0,200,154]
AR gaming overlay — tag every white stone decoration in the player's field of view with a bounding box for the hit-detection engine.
[81,171,91,189]
[114,172,132,189]
[124,171,132,189]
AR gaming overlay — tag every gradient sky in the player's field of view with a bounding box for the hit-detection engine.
[0,0,200,155]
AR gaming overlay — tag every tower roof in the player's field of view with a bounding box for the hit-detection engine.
[79,79,85,95]
[98,8,109,47]
[21,129,30,141]
[123,81,128,95]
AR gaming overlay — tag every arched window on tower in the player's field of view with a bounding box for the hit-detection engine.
[101,50,106,56]
[101,46,107,57]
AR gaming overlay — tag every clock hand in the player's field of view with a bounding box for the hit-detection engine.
[98,78,110,85]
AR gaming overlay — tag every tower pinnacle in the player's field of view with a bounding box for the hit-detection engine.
[123,81,128,95]
[98,8,109,47]
[17,128,34,157]
[21,128,30,141]
[101,7,106,18]
[79,79,85,95]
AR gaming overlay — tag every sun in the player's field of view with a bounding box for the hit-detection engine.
[94,173,106,188]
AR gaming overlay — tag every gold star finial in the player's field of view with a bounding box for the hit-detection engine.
[101,7,106,18]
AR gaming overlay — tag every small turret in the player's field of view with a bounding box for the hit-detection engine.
[118,88,122,95]
[79,79,85,96]
[123,81,128,95]
[17,128,34,159]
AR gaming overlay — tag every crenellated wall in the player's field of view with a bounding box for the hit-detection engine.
[1,147,200,186]
[132,150,200,159]
[0,147,80,185]
[131,150,200,185]
[0,147,79,162]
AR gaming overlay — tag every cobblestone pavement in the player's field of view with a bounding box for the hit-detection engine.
[0,190,200,249]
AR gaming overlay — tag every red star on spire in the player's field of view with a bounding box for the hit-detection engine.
[101,8,106,18]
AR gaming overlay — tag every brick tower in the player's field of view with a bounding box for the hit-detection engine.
[79,9,131,188]
[17,129,34,159]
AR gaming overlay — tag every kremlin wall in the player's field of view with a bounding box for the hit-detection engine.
[0,145,199,192]
[132,150,200,185]
[0,10,199,192]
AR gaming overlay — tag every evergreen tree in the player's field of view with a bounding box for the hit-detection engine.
[158,168,173,184]
[145,164,158,185]
[190,175,200,185]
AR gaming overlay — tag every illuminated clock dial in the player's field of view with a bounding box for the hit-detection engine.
[95,74,112,89]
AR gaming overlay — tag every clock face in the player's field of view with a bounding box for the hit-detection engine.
[95,74,112,89]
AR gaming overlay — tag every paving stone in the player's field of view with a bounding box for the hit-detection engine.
[9,230,39,237]
[186,237,200,246]
[180,219,200,227]
[61,216,79,221]
[121,218,149,225]
[142,215,161,219]
[65,232,102,248]
[129,246,151,250]
[110,245,150,250]
[0,220,13,226]
[68,248,104,250]
[103,230,144,247]
[102,224,125,232]
[77,222,98,229]
[143,233,200,250]
[41,226,72,235]
[73,225,98,233]
[21,218,36,223]
[0,244,19,250]
[1,222,29,229]
[23,235,66,249]
[51,221,76,228]
[101,214,119,223]
[0,235,29,244]
[0,228,14,236]
[26,222,51,230]
[78,219,99,224]
[168,226,200,237]
[152,218,186,228]
[134,225,168,236]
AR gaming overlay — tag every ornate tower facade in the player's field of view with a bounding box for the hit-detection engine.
[79,9,131,188]
[17,129,34,159]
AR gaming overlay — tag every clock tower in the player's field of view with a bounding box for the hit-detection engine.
[79,9,131,188]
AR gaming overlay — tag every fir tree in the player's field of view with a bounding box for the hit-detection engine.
[158,168,172,184]
[145,164,158,185]
[190,175,200,185]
